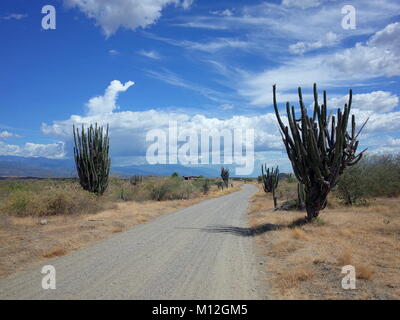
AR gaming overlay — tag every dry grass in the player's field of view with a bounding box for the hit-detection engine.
[0,183,242,278]
[248,185,400,300]
[337,249,353,266]
[357,264,374,280]
[275,266,315,290]
[43,247,67,258]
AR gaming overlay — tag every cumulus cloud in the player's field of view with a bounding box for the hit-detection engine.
[329,91,399,113]
[363,135,400,154]
[41,80,284,166]
[0,131,21,139]
[0,141,65,158]
[351,109,400,134]
[240,22,400,106]
[39,80,400,171]
[86,80,134,115]
[64,0,193,37]
[330,22,400,78]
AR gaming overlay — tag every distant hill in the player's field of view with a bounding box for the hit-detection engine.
[0,156,76,178]
[113,164,220,177]
[0,156,225,178]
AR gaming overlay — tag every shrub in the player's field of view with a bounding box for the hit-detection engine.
[201,179,210,194]
[336,163,368,206]
[336,154,400,204]
[1,180,106,216]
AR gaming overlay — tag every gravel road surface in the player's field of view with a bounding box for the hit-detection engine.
[0,184,262,299]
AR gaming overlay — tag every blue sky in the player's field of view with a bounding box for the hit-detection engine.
[0,0,399,175]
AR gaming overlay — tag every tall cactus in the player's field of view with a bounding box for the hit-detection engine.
[221,167,229,188]
[73,123,111,195]
[273,83,367,221]
[261,164,279,208]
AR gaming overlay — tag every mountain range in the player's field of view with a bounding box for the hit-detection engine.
[0,156,231,178]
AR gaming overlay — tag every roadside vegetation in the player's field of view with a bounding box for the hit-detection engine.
[251,83,399,299]
[0,176,241,277]
[0,124,244,277]
[0,176,230,217]
[248,169,400,299]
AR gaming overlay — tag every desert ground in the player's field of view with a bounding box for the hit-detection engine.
[247,186,400,299]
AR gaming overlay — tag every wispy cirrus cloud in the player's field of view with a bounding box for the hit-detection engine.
[238,22,400,106]
[137,50,162,60]
[289,32,339,54]
[146,69,230,103]
[2,13,27,20]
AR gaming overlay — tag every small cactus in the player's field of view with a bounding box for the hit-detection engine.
[202,179,210,194]
[261,164,279,208]
[130,175,143,186]
[221,167,229,188]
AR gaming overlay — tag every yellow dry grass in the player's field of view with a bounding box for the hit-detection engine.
[0,183,241,278]
[43,247,67,258]
[248,185,400,300]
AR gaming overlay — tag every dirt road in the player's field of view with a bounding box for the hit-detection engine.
[0,184,262,299]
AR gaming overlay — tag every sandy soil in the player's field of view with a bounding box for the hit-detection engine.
[247,186,400,300]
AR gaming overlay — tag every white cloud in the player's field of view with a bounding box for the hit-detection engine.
[138,50,161,59]
[220,103,234,110]
[39,80,400,171]
[64,0,193,37]
[109,49,119,55]
[329,91,399,113]
[330,22,400,78]
[289,32,339,54]
[2,14,27,20]
[146,69,229,103]
[86,80,134,115]
[210,9,234,17]
[363,135,400,154]
[41,80,284,166]
[187,38,250,52]
[0,131,21,139]
[240,22,400,106]
[149,34,251,52]
[350,109,400,134]
[0,141,65,159]
[282,0,321,9]
[173,0,400,45]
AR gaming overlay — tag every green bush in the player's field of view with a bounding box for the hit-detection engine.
[336,154,400,205]
[0,180,107,216]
